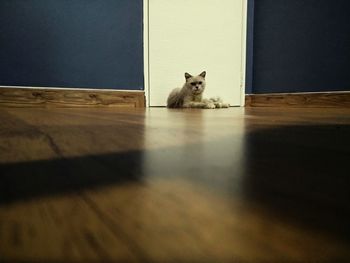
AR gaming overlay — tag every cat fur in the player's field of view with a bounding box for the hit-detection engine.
[167,71,230,109]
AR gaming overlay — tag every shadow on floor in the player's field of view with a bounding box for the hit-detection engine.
[0,150,145,204]
[242,123,350,242]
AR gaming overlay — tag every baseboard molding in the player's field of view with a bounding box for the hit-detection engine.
[0,87,145,108]
[245,91,350,108]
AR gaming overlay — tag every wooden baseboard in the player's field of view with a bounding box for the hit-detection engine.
[0,87,145,108]
[245,92,350,108]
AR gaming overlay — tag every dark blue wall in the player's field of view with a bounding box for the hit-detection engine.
[0,0,143,90]
[247,0,350,94]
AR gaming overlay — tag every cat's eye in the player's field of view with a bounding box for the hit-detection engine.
[191,82,196,86]
[198,81,202,85]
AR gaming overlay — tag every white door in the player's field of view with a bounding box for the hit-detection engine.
[146,0,247,106]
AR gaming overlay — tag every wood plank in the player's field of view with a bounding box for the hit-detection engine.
[0,87,145,108]
[245,91,350,108]
[0,194,139,262]
[82,179,350,262]
[0,107,350,262]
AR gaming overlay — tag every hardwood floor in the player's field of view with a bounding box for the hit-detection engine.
[0,107,349,262]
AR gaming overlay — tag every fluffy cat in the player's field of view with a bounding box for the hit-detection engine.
[167,71,230,109]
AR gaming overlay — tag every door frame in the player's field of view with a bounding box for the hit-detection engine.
[143,0,150,107]
[143,0,248,107]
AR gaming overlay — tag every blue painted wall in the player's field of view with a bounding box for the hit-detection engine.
[247,0,350,94]
[0,0,143,90]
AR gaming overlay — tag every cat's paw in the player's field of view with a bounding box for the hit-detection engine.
[213,102,230,108]
[204,103,216,109]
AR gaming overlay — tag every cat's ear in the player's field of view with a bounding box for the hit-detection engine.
[185,72,192,80]
[199,71,206,78]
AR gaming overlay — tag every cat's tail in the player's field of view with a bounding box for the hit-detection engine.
[167,88,183,108]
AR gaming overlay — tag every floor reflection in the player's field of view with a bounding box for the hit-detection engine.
[143,108,246,194]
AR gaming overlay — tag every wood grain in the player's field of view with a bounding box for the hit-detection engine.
[245,91,350,108]
[0,107,350,262]
[0,87,145,108]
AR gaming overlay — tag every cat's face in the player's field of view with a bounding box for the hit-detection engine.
[184,71,206,95]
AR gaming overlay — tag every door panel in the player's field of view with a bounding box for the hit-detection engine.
[148,0,245,106]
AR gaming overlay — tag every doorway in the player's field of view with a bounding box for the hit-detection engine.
[144,0,247,107]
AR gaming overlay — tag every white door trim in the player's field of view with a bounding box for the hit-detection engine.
[143,0,150,107]
[240,0,248,106]
[144,0,247,107]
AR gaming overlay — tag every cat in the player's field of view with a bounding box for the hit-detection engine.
[167,71,230,109]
